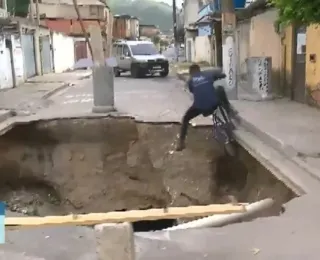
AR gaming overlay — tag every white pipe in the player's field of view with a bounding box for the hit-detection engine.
[164,198,274,231]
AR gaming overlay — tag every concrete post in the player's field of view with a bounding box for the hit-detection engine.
[89,25,115,113]
[94,222,135,260]
[106,14,114,58]
[221,0,237,100]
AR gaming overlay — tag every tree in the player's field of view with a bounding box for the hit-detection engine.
[271,0,320,25]
[152,35,161,45]
[159,39,169,47]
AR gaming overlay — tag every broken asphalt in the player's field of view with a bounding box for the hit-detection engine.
[0,70,319,259]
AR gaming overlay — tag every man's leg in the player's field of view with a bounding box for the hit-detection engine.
[176,106,201,151]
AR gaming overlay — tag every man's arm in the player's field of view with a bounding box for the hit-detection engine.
[203,68,226,81]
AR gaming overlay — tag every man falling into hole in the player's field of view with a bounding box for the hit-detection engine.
[176,63,240,151]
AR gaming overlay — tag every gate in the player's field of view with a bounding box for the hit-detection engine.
[21,34,36,78]
[40,35,52,74]
[74,41,87,61]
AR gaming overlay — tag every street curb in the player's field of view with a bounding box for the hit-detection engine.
[0,110,13,123]
[41,74,92,100]
[42,82,72,100]
[234,127,320,195]
[234,114,320,181]
[236,115,298,157]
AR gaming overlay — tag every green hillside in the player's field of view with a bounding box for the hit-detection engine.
[108,0,174,31]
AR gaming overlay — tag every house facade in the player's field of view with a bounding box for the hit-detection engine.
[139,24,160,38]
[113,15,139,40]
[33,0,110,62]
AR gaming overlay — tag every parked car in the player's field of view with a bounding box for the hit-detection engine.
[112,40,169,78]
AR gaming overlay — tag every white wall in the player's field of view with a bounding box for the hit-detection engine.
[12,35,24,85]
[194,36,213,64]
[184,0,199,28]
[52,32,75,73]
[185,37,195,62]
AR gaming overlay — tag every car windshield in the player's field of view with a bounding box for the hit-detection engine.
[130,43,159,55]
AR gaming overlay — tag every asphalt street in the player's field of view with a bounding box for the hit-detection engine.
[36,73,211,125]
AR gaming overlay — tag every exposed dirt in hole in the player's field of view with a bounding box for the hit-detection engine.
[0,118,296,217]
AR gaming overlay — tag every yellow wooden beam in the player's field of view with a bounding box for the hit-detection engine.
[5,204,246,228]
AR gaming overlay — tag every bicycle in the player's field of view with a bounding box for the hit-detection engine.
[212,105,237,156]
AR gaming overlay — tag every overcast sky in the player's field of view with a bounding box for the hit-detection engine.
[154,0,184,8]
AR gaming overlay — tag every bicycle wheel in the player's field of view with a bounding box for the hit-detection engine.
[224,141,236,157]
[212,110,236,156]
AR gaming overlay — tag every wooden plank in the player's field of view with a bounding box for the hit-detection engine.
[5,204,246,228]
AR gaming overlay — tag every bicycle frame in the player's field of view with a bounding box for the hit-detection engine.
[212,106,235,144]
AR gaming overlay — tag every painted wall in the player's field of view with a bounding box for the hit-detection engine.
[30,3,106,20]
[282,25,293,96]
[113,16,131,39]
[236,20,250,80]
[198,2,214,19]
[45,19,105,36]
[194,36,213,64]
[139,26,160,37]
[198,24,211,36]
[248,9,282,94]
[305,25,320,105]
[214,0,246,10]
[130,18,139,40]
[12,34,24,85]
[184,0,199,28]
[52,32,75,73]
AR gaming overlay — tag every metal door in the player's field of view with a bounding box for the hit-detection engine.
[292,26,306,103]
[0,48,13,89]
[21,34,36,78]
[40,35,52,74]
[74,41,87,61]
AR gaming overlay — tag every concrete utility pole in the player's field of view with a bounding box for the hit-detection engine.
[221,0,237,100]
[89,25,115,113]
[106,14,114,58]
[72,0,114,113]
[172,0,179,62]
[35,0,40,26]
[29,0,34,21]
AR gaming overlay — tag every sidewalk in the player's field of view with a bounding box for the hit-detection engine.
[0,70,91,115]
[175,69,320,194]
[232,99,320,183]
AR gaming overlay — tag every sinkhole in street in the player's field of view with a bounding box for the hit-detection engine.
[0,117,296,231]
